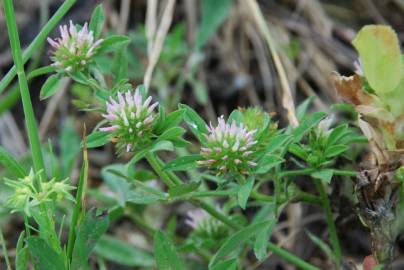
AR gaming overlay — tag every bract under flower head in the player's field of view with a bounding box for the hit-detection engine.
[198,116,258,175]
[47,20,103,72]
[100,87,159,154]
[241,107,270,132]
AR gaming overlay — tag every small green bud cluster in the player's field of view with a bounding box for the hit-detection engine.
[5,169,75,216]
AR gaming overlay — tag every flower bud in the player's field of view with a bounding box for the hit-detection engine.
[240,107,270,133]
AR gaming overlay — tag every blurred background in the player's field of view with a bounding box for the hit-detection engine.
[1,0,404,269]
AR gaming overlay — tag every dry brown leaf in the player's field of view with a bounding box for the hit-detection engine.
[331,71,373,105]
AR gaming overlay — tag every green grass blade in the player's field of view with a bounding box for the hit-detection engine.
[2,0,47,181]
[67,134,89,261]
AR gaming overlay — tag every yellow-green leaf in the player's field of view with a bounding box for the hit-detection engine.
[352,25,403,94]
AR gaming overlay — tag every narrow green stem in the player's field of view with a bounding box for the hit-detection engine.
[0,0,76,94]
[3,0,46,182]
[251,190,321,206]
[314,179,342,264]
[267,242,321,270]
[280,168,356,178]
[192,199,242,229]
[146,153,321,270]
[274,174,281,213]
[184,189,239,198]
[126,208,157,237]
[24,216,31,237]
[145,153,176,188]
[194,199,320,270]
[0,226,11,270]
[153,154,183,185]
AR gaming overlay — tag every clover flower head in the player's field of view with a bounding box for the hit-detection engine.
[47,20,103,72]
[100,87,159,153]
[198,116,258,175]
[185,208,228,238]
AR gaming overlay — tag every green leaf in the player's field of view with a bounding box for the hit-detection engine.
[296,96,314,121]
[31,209,61,253]
[256,155,284,174]
[15,232,28,270]
[154,231,185,270]
[85,131,111,148]
[191,79,208,105]
[326,124,349,146]
[28,65,56,79]
[179,104,208,143]
[98,35,130,53]
[94,235,154,267]
[196,0,234,49]
[155,108,185,134]
[209,220,273,268]
[89,4,105,39]
[264,134,293,154]
[70,71,89,85]
[352,25,403,94]
[151,140,174,152]
[60,118,81,178]
[0,146,27,177]
[292,112,326,142]
[112,44,128,85]
[324,145,348,158]
[126,148,149,167]
[102,164,131,206]
[157,127,186,142]
[27,237,66,270]
[311,169,334,183]
[164,155,203,171]
[228,110,243,125]
[238,176,254,209]
[288,143,308,160]
[104,167,168,205]
[126,190,166,204]
[40,74,62,100]
[168,181,201,198]
[71,209,109,270]
[253,204,276,261]
[210,259,237,270]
